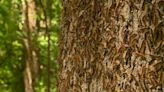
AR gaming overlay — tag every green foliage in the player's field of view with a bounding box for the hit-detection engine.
[0,0,61,91]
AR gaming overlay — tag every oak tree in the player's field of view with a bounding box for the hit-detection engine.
[58,0,164,92]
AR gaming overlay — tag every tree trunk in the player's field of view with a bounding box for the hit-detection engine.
[22,0,39,92]
[58,0,164,92]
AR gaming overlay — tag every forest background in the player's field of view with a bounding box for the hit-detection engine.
[0,0,61,92]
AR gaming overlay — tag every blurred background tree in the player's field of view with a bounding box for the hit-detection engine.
[0,0,61,92]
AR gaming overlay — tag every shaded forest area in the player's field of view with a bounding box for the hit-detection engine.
[0,0,61,92]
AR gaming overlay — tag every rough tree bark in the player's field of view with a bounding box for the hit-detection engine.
[22,0,39,92]
[58,0,164,92]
